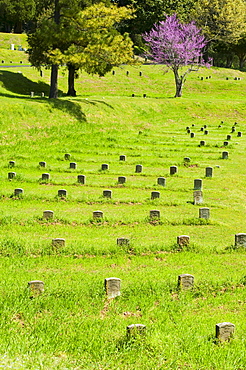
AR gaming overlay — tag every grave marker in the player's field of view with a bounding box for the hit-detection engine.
[28,280,44,297]
[14,188,23,196]
[105,277,121,299]
[193,190,203,204]
[135,164,142,173]
[8,172,16,180]
[194,179,202,190]
[119,155,126,161]
[78,175,86,184]
[43,210,54,220]
[9,161,15,167]
[222,151,229,159]
[30,92,34,98]
[64,153,71,160]
[170,166,178,175]
[204,130,209,135]
[151,191,160,200]
[117,238,130,246]
[184,157,191,163]
[200,140,205,146]
[39,161,46,168]
[101,163,109,171]
[93,210,103,219]
[103,190,112,198]
[52,238,65,249]
[205,167,213,177]
[70,162,77,169]
[58,189,67,197]
[157,177,166,186]
[223,141,229,146]
[226,135,231,140]
[199,207,210,219]
[237,132,242,137]
[150,210,160,219]
[178,274,194,290]
[177,235,190,247]
[216,322,235,342]
[118,176,126,184]
[190,132,195,138]
[42,173,50,181]
[127,324,146,339]
[235,233,246,247]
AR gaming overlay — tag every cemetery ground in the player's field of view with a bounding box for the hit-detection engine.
[0,38,246,369]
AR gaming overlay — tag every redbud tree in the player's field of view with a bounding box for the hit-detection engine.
[143,14,211,97]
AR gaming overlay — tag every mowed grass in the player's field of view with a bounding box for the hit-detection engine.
[0,34,246,368]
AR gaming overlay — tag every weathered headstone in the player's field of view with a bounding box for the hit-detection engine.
[235,233,246,247]
[194,179,202,190]
[117,238,130,246]
[150,210,160,220]
[223,141,229,146]
[226,135,231,140]
[157,177,166,186]
[43,210,54,220]
[105,277,121,299]
[39,161,46,168]
[199,207,210,219]
[118,176,126,184]
[8,172,16,180]
[151,191,160,200]
[231,127,235,133]
[215,322,235,342]
[28,280,44,297]
[41,92,45,98]
[205,167,213,177]
[170,166,178,175]
[42,173,50,181]
[237,132,242,137]
[119,155,126,161]
[93,210,103,219]
[139,71,142,76]
[77,175,86,184]
[200,140,205,146]
[193,190,203,204]
[14,188,23,196]
[178,274,194,290]
[143,94,147,98]
[64,153,71,160]
[184,157,191,163]
[135,164,142,173]
[69,162,77,169]
[58,189,67,197]
[103,190,112,198]
[127,324,146,339]
[190,132,195,138]
[101,163,109,171]
[30,91,34,98]
[52,238,65,249]
[177,235,190,248]
[204,125,207,128]
[222,151,229,159]
[9,161,15,168]
[200,127,204,132]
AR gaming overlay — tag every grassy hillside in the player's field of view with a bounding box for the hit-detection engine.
[0,35,246,369]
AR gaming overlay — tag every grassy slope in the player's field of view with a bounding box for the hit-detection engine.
[0,34,246,369]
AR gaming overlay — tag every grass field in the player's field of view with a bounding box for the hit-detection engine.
[0,33,246,369]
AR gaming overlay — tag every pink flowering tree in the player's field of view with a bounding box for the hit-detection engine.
[143,14,211,97]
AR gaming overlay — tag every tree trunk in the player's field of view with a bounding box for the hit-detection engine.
[49,64,59,99]
[173,69,183,97]
[67,64,77,96]
[14,21,23,34]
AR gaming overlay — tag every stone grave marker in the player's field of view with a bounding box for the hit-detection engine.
[41,92,45,98]
[204,130,209,135]
[9,161,15,167]
[199,207,210,219]
[78,175,86,184]
[103,190,112,198]
[231,127,235,133]
[150,210,160,220]
[193,190,203,204]
[8,172,16,180]
[205,167,213,177]
[52,238,65,249]
[42,173,50,181]
[151,191,160,200]
[178,274,194,290]
[101,163,109,171]
[226,135,231,140]
[70,162,77,169]
[127,324,146,339]
[14,188,23,196]
[237,132,242,137]
[135,164,142,173]
[190,132,195,138]
[200,127,204,132]
[200,140,205,146]
[30,91,34,98]
[105,277,121,299]
[28,280,44,297]
[58,189,67,197]
[119,155,126,161]
[118,176,126,184]
[93,210,103,219]
[194,179,202,190]
[64,153,71,160]
[177,235,190,248]
[117,238,130,246]
[143,94,147,98]
[223,141,229,146]
[157,177,166,186]
[216,322,235,342]
[184,157,191,163]
[43,210,54,220]
[39,161,46,168]
[235,233,246,247]
[170,166,178,175]
[222,151,229,159]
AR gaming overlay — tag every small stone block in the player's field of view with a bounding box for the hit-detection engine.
[117,238,130,246]
[103,190,112,198]
[77,175,86,184]
[43,210,54,220]
[193,190,203,204]
[150,210,160,219]
[101,163,109,171]
[127,324,146,338]
[8,172,16,179]
[28,280,44,296]
[14,188,23,196]
[235,233,246,247]
[30,92,34,98]
[237,132,242,137]
[42,173,50,180]
[200,127,204,131]
[9,161,15,167]
[194,179,203,190]
[223,141,229,146]
[58,189,67,197]
[204,130,209,135]
[222,151,229,159]
[200,140,205,146]
[119,155,126,161]
[178,274,194,290]
[69,162,77,169]
[177,235,190,247]
[216,322,235,342]
[226,135,231,140]
[157,177,166,186]
[118,176,126,184]
[187,129,191,134]
[190,132,195,138]
[93,210,103,219]
[170,166,178,175]
[205,167,213,177]
[52,238,65,249]
[39,161,46,167]
[135,164,142,173]
[199,207,210,219]
[64,153,71,160]
[184,157,191,163]
[151,191,160,200]
[105,277,121,299]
